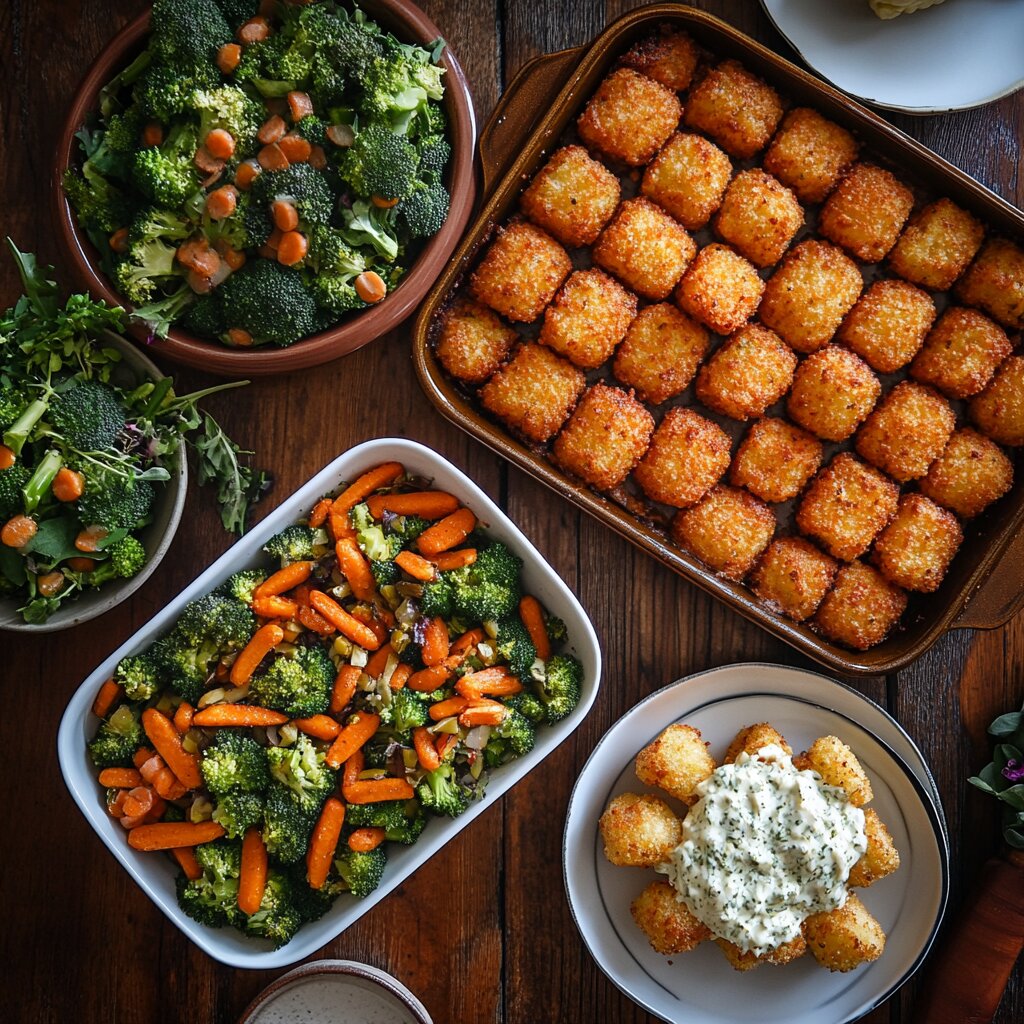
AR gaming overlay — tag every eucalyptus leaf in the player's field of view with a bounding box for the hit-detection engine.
[969,774,997,796]
[978,761,1009,792]
[998,785,1024,811]
[1005,828,1024,850]
[995,743,1023,768]
[989,712,1024,737]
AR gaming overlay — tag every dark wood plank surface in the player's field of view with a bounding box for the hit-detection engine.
[1,1,1021,1021]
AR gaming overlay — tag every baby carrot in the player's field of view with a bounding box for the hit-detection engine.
[2,514,37,548]
[331,462,404,516]
[230,623,285,685]
[52,467,84,502]
[364,643,394,680]
[142,708,203,790]
[429,696,469,721]
[308,591,381,650]
[252,595,299,620]
[343,778,415,804]
[294,714,341,741]
[431,548,477,572]
[192,705,289,728]
[348,827,386,853]
[127,821,225,851]
[459,703,507,728]
[330,664,361,715]
[389,663,412,690]
[238,15,271,44]
[276,230,308,266]
[519,595,552,662]
[205,128,236,159]
[435,733,459,762]
[173,701,194,734]
[298,604,335,635]
[408,664,450,692]
[350,607,388,646]
[306,797,346,890]
[342,748,364,791]
[325,712,381,770]
[416,507,477,556]
[308,497,332,528]
[421,616,449,667]
[255,560,312,598]
[133,747,156,769]
[394,550,436,581]
[365,491,460,520]
[355,271,387,304]
[74,523,106,552]
[97,767,143,789]
[336,537,375,601]
[278,133,312,163]
[239,826,269,915]
[0,445,14,470]
[413,726,441,771]
[456,667,522,699]
[329,511,354,541]
[287,90,314,121]
[91,678,124,718]
[171,846,203,881]
[216,42,241,74]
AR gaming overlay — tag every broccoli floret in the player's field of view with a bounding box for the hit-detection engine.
[309,275,364,318]
[493,707,536,759]
[349,502,399,561]
[344,799,426,845]
[361,50,444,134]
[214,0,260,29]
[200,730,270,795]
[343,125,419,202]
[181,293,225,338]
[0,388,26,431]
[503,690,546,724]
[131,122,201,208]
[263,784,318,864]
[177,592,256,649]
[449,542,522,622]
[331,846,386,899]
[76,477,154,530]
[369,559,400,589]
[495,616,537,680]
[418,134,451,183]
[88,703,144,768]
[0,463,29,519]
[266,733,336,812]
[250,645,334,718]
[535,653,582,724]
[212,791,265,839]
[129,206,191,245]
[416,762,472,818]
[397,180,449,239]
[295,115,327,147]
[307,225,366,278]
[82,535,148,586]
[150,0,233,66]
[263,524,319,565]
[62,157,133,238]
[243,868,304,947]
[251,164,335,227]
[49,378,126,452]
[545,614,568,645]
[136,61,217,124]
[176,838,243,928]
[419,574,454,619]
[236,191,274,248]
[303,5,383,103]
[219,259,318,346]
[103,107,146,154]
[113,236,181,305]
[193,85,263,154]
[221,567,267,605]
[339,199,399,262]
[389,687,430,739]
[390,514,430,545]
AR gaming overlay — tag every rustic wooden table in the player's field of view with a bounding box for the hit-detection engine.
[2,1,1022,1021]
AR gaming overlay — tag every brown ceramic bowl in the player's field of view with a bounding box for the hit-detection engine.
[55,1,477,378]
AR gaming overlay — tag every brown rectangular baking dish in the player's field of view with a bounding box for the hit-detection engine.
[412,3,1024,676]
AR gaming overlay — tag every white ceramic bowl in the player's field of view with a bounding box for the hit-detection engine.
[564,663,949,1024]
[0,333,186,632]
[58,438,602,969]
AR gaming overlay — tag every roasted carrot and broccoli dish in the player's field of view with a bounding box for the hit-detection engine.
[86,460,583,947]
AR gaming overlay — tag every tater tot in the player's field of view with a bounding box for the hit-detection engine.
[855,380,956,481]
[723,722,792,763]
[641,132,733,230]
[910,307,1013,400]
[716,935,807,971]
[818,163,914,263]
[683,59,783,159]
[479,343,585,443]
[612,302,710,405]
[469,220,571,323]
[675,243,764,335]
[759,240,863,353]
[794,735,873,806]
[552,383,654,490]
[519,144,621,248]
[813,560,908,650]
[620,26,701,91]
[593,197,697,300]
[888,197,984,291]
[538,269,637,369]
[969,354,1024,446]
[955,238,1024,330]
[762,107,860,204]
[729,417,823,503]
[672,484,776,581]
[696,324,797,421]
[631,881,711,956]
[634,723,716,804]
[796,453,899,562]
[802,892,886,972]
[435,298,517,383]
[847,809,900,888]
[577,67,682,166]
[633,407,732,508]
[871,493,963,593]
[713,169,804,268]
[787,346,881,442]
[919,427,1014,519]
[836,278,936,374]
[599,792,683,867]
[749,536,838,622]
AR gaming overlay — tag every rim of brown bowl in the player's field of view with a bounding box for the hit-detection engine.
[54,2,477,378]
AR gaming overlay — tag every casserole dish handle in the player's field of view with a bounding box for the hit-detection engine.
[954,527,1024,631]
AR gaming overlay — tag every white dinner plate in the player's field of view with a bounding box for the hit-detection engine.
[563,663,949,1024]
[760,0,1024,114]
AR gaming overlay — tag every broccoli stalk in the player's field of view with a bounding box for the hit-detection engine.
[21,449,63,513]
[84,536,148,585]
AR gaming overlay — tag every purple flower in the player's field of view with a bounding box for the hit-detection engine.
[1002,759,1024,783]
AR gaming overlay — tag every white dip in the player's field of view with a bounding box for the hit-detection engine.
[658,744,867,955]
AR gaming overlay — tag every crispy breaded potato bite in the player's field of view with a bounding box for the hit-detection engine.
[872,493,963,593]
[683,59,783,159]
[724,722,793,763]
[847,809,900,888]
[762,107,859,204]
[803,892,885,972]
[538,269,637,369]
[675,243,764,335]
[435,298,517,384]
[552,383,654,490]
[599,792,683,867]
[634,723,716,805]
[696,324,797,421]
[594,197,697,300]
[836,278,936,374]
[479,343,585,443]
[796,453,899,562]
[469,221,570,323]
[910,307,1013,400]
[612,303,709,404]
[794,735,873,806]
[729,417,823,503]
[818,163,914,263]
[519,144,621,248]
[577,67,682,166]
[888,197,984,291]
[759,240,863,353]
[813,559,908,650]
[855,380,955,481]
[716,935,807,972]
[787,346,881,442]
[633,407,732,508]
[631,881,712,956]
[919,427,1014,518]
[641,132,732,230]
[713,169,804,268]
[750,537,838,622]
[955,238,1024,330]
[620,26,700,91]
[672,484,776,581]
[969,354,1024,446]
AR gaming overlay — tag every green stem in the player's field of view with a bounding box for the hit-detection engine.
[3,398,49,456]
[22,448,62,513]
